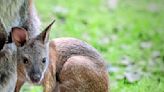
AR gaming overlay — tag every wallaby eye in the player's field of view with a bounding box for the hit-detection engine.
[42,57,46,63]
[23,58,29,64]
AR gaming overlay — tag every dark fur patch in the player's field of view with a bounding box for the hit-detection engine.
[0,32,6,50]
[0,73,7,84]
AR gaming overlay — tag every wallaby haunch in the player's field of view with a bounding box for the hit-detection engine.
[13,21,109,92]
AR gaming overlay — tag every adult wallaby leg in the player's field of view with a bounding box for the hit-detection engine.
[56,56,109,92]
[0,49,16,92]
[0,33,17,92]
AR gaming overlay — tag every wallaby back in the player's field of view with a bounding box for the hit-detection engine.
[53,38,107,77]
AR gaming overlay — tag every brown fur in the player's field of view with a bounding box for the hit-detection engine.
[42,42,57,92]
[49,38,109,92]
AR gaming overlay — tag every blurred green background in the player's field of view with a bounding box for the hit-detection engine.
[21,0,164,92]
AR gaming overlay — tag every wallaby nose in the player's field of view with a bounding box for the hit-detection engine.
[30,74,41,83]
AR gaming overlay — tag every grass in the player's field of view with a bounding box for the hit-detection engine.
[21,0,164,92]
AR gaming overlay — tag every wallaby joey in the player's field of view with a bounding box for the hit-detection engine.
[0,31,17,92]
[13,20,109,92]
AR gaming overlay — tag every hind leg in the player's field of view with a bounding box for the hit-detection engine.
[57,56,108,92]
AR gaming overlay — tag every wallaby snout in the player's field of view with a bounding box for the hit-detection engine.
[28,66,42,83]
[29,72,42,83]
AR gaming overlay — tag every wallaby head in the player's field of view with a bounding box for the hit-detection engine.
[11,20,55,84]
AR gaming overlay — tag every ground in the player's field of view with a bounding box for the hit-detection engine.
[21,0,164,92]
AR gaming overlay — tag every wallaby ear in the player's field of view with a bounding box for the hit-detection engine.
[36,20,55,44]
[0,32,7,51]
[11,27,28,47]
